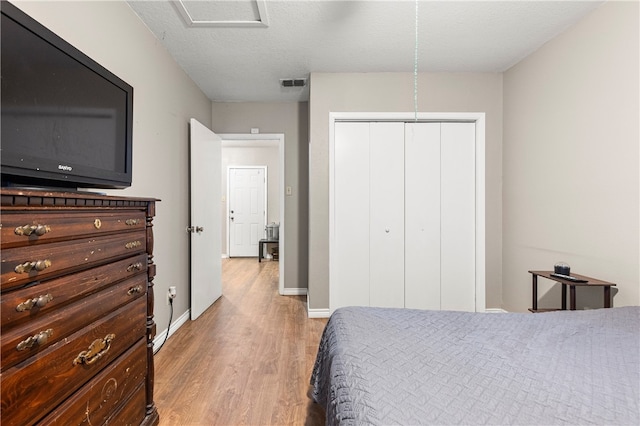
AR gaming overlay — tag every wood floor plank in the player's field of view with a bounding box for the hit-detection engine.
[154,258,327,425]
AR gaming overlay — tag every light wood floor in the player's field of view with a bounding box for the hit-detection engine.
[153,258,328,425]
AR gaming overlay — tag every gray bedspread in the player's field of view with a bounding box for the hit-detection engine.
[311,306,640,425]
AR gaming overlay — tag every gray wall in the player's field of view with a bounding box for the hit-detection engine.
[14,1,213,333]
[503,1,639,311]
[308,72,504,311]
[211,102,309,289]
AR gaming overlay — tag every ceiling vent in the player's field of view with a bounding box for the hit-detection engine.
[280,78,307,88]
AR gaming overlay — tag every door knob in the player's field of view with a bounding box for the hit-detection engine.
[186,226,195,233]
[195,226,204,233]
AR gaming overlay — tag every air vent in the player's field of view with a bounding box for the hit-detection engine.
[280,78,307,88]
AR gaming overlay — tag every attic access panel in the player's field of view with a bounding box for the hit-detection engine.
[173,0,269,28]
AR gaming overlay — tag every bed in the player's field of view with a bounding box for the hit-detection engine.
[310,306,639,425]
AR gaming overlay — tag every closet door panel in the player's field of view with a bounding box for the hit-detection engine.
[332,122,371,309]
[404,122,441,310]
[440,122,476,311]
[369,122,405,308]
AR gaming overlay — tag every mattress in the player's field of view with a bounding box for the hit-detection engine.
[311,306,640,425]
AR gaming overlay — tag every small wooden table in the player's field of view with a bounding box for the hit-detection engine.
[258,238,279,262]
[528,270,615,312]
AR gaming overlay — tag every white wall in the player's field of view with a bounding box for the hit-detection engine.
[221,145,280,255]
[13,1,213,331]
[503,1,639,311]
[308,72,503,310]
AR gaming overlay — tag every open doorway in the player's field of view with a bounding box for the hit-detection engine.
[220,133,285,295]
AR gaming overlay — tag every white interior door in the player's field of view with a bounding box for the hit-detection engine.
[189,118,222,320]
[228,167,266,257]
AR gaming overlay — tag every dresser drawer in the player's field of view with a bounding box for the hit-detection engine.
[1,274,147,371]
[38,340,147,426]
[1,231,147,291]
[1,254,147,331]
[0,297,146,426]
[107,383,147,426]
[1,210,146,249]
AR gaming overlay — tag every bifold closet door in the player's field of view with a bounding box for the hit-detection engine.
[405,122,475,311]
[404,123,441,310]
[332,122,370,309]
[332,121,405,310]
[369,122,404,308]
[332,120,475,312]
[440,122,475,311]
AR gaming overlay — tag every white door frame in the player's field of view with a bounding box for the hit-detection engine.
[227,165,268,257]
[220,133,285,295]
[329,112,486,313]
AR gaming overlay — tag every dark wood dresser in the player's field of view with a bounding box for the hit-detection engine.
[0,189,159,426]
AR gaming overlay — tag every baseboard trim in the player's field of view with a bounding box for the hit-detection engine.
[305,307,507,318]
[485,308,509,313]
[153,308,190,353]
[307,308,331,318]
[281,288,307,296]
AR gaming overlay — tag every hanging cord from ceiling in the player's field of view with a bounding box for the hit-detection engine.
[414,0,419,122]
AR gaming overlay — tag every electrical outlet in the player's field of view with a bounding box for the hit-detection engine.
[167,286,177,305]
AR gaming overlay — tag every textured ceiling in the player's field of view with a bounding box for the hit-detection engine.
[127,0,604,102]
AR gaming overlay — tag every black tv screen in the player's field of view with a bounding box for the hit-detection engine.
[1,1,133,189]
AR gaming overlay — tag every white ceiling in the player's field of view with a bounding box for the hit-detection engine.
[127,0,605,103]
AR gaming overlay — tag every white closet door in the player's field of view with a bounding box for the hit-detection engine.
[404,122,441,310]
[332,122,370,309]
[440,122,476,311]
[369,122,405,308]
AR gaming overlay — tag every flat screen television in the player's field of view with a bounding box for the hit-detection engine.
[1,1,133,190]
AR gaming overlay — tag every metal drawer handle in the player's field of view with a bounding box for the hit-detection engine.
[128,285,144,295]
[16,328,54,351]
[16,293,54,312]
[14,224,51,237]
[125,241,142,250]
[14,259,52,274]
[125,218,141,226]
[73,334,115,366]
[127,262,143,272]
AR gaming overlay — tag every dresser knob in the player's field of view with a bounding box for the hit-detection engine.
[125,218,141,226]
[16,329,54,351]
[14,259,52,274]
[16,293,54,312]
[14,224,51,237]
